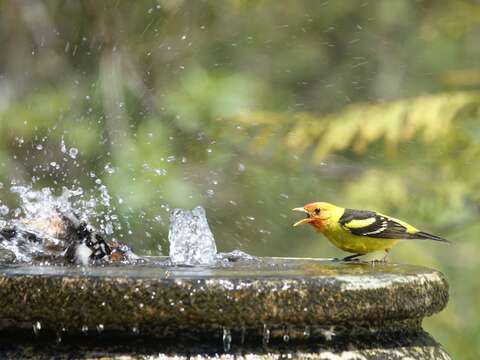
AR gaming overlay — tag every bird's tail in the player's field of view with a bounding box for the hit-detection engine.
[414,231,450,244]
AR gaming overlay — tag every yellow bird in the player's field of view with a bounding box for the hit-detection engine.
[292,202,449,261]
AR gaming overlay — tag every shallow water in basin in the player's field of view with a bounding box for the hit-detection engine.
[0,257,434,280]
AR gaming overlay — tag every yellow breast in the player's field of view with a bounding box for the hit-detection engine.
[323,229,398,254]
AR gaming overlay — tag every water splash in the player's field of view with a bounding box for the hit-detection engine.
[11,186,83,222]
[168,206,217,266]
[0,184,250,266]
[0,186,85,262]
[0,185,133,264]
[220,249,256,262]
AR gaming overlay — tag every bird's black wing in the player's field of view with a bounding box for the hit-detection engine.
[339,208,413,239]
[339,208,449,242]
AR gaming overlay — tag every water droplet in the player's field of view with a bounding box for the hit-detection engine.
[132,326,140,335]
[222,327,232,353]
[238,163,246,172]
[303,326,311,338]
[33,321,41,335]
[104,163,115,174]
[60,139,67,153]
[96,324,104,333]
[81,325,88,335]
[98,185,111,206]
[105,222,114,235]
[36,144,43,151]
[69,148,78,159]
[0,205,9,216]
[166,155,176,162]
[321,327,336,341]
[240,326,246,345]
[262,324,270,346]
[206,189,215,198]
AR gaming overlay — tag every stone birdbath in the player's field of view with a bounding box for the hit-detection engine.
[0,257,449,359]
[0,206,450,359]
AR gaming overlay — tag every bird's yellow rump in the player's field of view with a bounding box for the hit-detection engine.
[292,202,449,261]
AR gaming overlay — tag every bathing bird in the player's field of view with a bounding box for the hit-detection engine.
[292,202,449,261]
[0,210,135,265]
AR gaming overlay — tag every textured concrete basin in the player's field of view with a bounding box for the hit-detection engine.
[0,257,450,359]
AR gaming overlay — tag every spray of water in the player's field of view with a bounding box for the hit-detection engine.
[0,186,85,262]
[168,206,217,266]
[168,206,256,266]
[0,185,134,264]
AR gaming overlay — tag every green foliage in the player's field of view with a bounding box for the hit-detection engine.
[233,92,480,161]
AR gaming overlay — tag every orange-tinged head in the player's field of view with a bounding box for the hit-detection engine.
[292,202,338,230]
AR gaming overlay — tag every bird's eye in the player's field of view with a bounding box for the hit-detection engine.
[314,208,321,215]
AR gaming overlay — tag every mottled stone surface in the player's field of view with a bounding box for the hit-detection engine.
[0,257,450,359]
[0,258,448,333]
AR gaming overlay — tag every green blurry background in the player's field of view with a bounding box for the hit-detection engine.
[0,1,479,357]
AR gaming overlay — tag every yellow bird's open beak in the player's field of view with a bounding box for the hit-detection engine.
[292,207,311,227]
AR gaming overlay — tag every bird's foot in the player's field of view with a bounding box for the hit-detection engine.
[370,258,388,264]
[370,252,390,264]
[340,253,364,262]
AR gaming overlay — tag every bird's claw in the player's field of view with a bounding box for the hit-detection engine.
[370,258,389,264]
